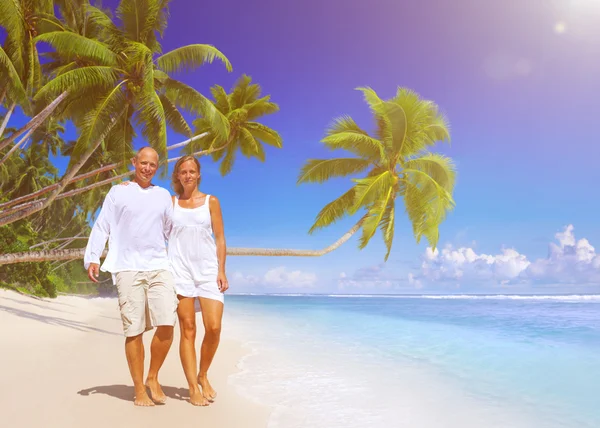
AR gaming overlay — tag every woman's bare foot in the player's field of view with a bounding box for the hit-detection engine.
[134,388,155,407]
[189,387,209,406]
[145,377,167,404]
[198,374,217,401]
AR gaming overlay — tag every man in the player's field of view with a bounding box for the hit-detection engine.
[84,147,176,407]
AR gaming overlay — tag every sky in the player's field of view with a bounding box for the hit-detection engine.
[6,0,600,294]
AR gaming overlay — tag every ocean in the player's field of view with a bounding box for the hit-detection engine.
[224,294,600,428]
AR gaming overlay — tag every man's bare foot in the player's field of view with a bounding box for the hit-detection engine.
[134,389,155,407]
[189,387,209,406]
[145,377,167,404]
[198,374,217,401]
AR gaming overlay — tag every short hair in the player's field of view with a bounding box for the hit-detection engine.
[135,146,158,160]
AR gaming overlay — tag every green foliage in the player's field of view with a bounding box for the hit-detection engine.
[298,87,457,261]
[186,74,283,176]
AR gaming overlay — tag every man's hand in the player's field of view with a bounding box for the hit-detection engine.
[217,272,229,293]
[87,263,100,283]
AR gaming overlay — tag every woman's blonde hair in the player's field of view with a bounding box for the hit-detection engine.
[171,155,201,196]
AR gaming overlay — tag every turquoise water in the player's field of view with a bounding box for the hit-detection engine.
[224,294,600,428]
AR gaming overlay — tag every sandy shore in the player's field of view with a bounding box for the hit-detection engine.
[0,289,270,428]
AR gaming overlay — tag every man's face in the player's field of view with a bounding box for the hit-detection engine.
[132,149,159,184]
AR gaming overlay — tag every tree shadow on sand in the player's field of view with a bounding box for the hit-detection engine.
[0,304,120,336]
[78,385,190,403]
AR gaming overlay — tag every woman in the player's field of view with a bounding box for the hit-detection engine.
[168,155,229,406]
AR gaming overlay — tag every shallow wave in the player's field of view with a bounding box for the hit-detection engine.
[230,293,600,301]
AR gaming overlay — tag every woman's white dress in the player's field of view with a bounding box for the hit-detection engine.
[168,195,223,303]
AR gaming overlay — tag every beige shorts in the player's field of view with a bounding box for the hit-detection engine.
[113,270,178,337]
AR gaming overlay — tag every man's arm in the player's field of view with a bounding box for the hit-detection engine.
[163,195,174,241]
[84,188,116,280]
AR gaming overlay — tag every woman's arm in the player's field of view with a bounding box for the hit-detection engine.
[209,195,229,292]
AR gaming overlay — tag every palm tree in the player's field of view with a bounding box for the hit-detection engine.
[0,0,65,149]
[185,74,282,175]
[297,86,457,261]
[0,0,234,227]
[0,75,283,220]
[0,87,457,267]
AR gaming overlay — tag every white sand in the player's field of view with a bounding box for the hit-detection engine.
[0,289,270,428]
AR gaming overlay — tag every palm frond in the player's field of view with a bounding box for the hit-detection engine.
[403,153,456,192]
[244,96,279,120]
[210,85,231,114]
[71,80,128,161]
[85,5,124,48]
[401,167,455,249]
[117,0,160,44]
[35,13,67,33]
[322,115,384,160]
[379,197,396,261]
[308,187,356,234]
[351,170,395,213]
[219,139,238,176]
[157,44,232,74]
[246,122,282,148]
[0,45,27,105]
[135,82,167,158]
[34,66,120,103]
[297,158,371,184]
[159,93,191,137]
[163,77,230,140]
[35,31,118,66]
[239,127,264,161]
[230,74,261,109]
[358,187,393,249]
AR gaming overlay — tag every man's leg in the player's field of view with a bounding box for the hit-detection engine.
[125,334,154,406]
[145,326,174,403]
[145,270,178,403]
[115,271,154,406]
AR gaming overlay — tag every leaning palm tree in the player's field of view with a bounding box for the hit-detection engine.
[297,86,457,261]
[0,73,283,220]
[0,0,233,227]
[185,74,282,175]
[0,87,457,267]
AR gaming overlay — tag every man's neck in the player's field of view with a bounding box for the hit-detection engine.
[133,178,153,189]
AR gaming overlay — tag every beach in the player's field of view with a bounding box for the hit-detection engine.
[0,289,270,428]
[2,289,599,428]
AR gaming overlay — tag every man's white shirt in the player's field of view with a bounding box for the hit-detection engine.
[83,182,173,273]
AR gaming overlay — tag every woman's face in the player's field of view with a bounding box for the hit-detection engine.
[178,159,200,187]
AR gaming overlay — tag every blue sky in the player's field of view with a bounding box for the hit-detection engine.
[6,0,600,294]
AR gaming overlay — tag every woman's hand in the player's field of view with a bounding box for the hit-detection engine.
[217,271,229,293]
[119,180,130,186]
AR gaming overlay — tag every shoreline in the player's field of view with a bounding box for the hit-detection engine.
[0,289,271,428]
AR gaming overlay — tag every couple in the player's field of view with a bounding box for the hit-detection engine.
[83,147,227,407]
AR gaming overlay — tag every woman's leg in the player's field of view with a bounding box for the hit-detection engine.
[177,296,208,406]
[197,297,224,401]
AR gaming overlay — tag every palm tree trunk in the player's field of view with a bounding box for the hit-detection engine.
[0,216,367,266]
[0,128,34,167]
[0,132,228,217]
[29,236,88,250]
[0,87,6,107]
[0,91,68,152]
[0,102,16,138]
[0,132,211,213]
[0,114,120,227]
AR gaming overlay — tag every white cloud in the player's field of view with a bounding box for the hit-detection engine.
[415,224,600,288]
[231,266,317,290]
[337,264,407,291]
